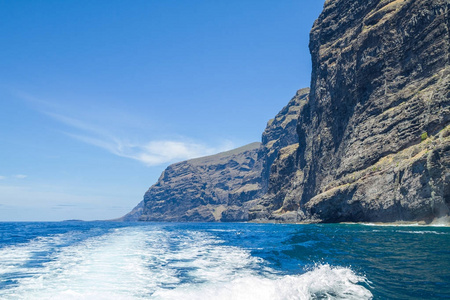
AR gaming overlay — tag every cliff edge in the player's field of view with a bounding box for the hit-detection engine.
[250,0,450,223]
[124,0,449,224]
[121,89,308,222]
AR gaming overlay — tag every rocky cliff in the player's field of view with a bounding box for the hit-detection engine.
[259,88,310,192]
[121,89,308,222]
[250,0,450,223]
[124,0,449,224]
[131,143,262,222]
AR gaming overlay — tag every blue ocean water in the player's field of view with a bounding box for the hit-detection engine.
[0,222,448,299]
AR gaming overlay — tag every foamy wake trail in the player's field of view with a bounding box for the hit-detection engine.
[153,264,372,300]
[0,233,77,277]
[0,226,372,300]
[0,227,173,299]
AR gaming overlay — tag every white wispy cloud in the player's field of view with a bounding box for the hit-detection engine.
[45,112,108,135]
[53,111,236,165]
[15,92,236,166]
[46,110,235,166]
[0,175,28,180]
[67,132,234,166]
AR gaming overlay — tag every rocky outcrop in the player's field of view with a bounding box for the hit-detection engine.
[124,0,449,224]
[133,143,262,222]
[259,88,309,191]
[250,0,450,223]
[121,90,307,222]
[302,130,450,223]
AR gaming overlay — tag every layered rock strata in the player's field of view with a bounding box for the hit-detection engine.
[124,0,449,224]
[259,88,309,192]
[250,0,450,223]
[121,89,308,222]
[134,143,262,222]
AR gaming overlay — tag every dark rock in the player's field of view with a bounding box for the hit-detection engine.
[251,0,450,223]
[137,143,262,222]
[124,0,449,224]
[121,89,307,222]
[259,88,309,192]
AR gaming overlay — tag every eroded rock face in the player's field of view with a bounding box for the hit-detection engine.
[250,0,450,223]
[124,0,449,224]
[121,90,307,222]
[135,143,262,222]
[259,88,309,192]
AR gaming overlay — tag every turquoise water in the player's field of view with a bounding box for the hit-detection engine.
[0,222,448,299]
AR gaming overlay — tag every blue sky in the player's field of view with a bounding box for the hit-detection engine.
[0,0,324,221]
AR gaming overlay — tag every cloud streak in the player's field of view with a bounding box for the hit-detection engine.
[45,112,234,166]
[67,133,234,166]
[0,175,27,180]
[16,92,236,166]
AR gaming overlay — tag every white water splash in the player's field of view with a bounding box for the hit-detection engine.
[0,227,372,300]
[0,233,78,278]
[153,264,372,300]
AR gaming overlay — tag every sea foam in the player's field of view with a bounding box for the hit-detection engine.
[0,226,372,300]
[153,264,372,300]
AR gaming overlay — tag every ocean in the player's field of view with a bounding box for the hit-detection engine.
[0,222,448,300]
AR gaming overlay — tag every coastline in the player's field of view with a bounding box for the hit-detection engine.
[248,215,450,227]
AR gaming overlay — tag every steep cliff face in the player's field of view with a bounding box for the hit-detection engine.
[122,90,306,222]
[136,143,262,222]
[250,0,450,223]
[259,88,309,192]
[124,0,449,224]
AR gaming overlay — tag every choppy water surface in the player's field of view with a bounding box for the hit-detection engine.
[0,222,448,299]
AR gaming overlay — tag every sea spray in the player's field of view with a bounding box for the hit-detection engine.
[152,264,372,300]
